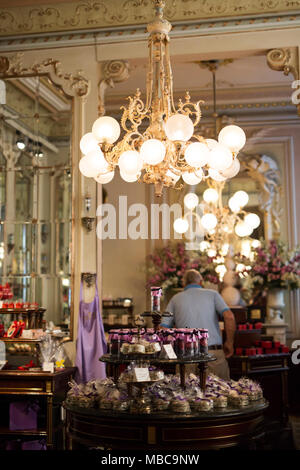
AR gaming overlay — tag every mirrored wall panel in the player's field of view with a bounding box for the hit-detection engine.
[0,75,73,334]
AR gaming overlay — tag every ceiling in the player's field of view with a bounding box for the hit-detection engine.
[105,52,295,120]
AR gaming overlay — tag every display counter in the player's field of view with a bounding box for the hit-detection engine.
[65,399,268,450]
[0,368,76,449]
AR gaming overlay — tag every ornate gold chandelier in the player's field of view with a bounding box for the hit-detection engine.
[175,182,260,252]
[79,0,246,197]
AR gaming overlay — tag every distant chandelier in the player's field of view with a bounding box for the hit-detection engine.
[79,0,246,196]
[174,183,261,255]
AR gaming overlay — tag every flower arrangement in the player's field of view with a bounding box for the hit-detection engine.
[146,242,220,293]
[238,239,300,298]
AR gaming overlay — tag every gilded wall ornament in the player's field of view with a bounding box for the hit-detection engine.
[267,47,300,116]
[98,60,130,116]
[0,53,90,98]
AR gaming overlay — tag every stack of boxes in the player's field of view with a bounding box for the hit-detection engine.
[231,307,289,357]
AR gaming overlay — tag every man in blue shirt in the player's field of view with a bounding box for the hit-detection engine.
[161,269,236,380]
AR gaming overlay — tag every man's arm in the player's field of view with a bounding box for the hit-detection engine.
[223,309,236,358]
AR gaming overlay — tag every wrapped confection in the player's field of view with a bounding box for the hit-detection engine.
[153,397,170,411]
[99,397,114,410]
[210,394,228,408]
[120,342,131,355]
[131,343,146,354]
[119,369,134,383]
[149,369,164,381]
[145,342,161,354]
[192,397,214,411]
[171,395,191,413]
[113,393,130,411]
[77,396,95,408]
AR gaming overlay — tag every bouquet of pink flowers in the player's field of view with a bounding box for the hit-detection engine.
[146,242,220,293]
[239,239,300,295]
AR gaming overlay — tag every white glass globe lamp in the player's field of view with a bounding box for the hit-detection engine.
[92,116,120,144]
[184,142,210,168]
[164,114,194,142]
[207,248,217,257]
[244,213,260,229]
[208,143,233,171]
[173,218,189,234]
[118,150,143,175]
[235,222,253,237]
[199,241,210,252]
[184,193,199,210]
[205,138,218,150]
[201,213,217,231]
[228,196,241,213]
[182,171,202,185]
[80,132,99,155]
[218,125,246,153]
[79,148,109,178]
[120,170,141,183]
[208,168,227,182]
[94,171,115,184]
[203,188,219,204]
[251,239,261,249]
[140,139,166,165]
[221,158,240,178]
[233,190,249,208]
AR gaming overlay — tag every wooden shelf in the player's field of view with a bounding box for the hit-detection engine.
[1,338,41,343]
[0,308,45,314]
[0,427,47,436]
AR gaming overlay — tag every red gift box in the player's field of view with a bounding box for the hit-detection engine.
[254,322,263,329]
[256,348,263,355]
[262,341,272,349]
[280,346,289,353]
[265,348,279,354]
[8,303,14,309]
[246,348,257,356]
[236,348,244,356]
[273,341,281,348]
[2,303,8,308]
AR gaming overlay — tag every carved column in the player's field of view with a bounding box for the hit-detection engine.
[98,60,130,116]
[266,47,300,116]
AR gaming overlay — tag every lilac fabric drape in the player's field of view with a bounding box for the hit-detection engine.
[75,279,107,383]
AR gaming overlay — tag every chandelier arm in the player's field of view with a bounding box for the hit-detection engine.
[164,40,176,115]
[145,38,154,111]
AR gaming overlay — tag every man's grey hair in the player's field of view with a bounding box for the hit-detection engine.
[183,269,203,287]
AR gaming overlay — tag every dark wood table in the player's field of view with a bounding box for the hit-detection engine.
[65,400,268,450]
[0,367,76,449]
[229,353,289,424]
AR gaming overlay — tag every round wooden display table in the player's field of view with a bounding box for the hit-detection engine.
[65,399,268,450]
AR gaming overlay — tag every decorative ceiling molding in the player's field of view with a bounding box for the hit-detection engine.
[0,53,90,97]
[0,1,299,43]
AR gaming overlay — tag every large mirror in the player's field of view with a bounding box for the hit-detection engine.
[0,64,75,339]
